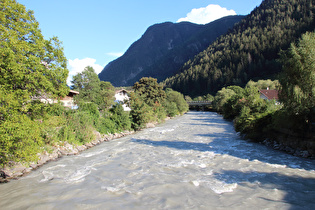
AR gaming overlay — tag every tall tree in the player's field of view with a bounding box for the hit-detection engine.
[133,77,166,106]
[0,0,69,98]
[279,31,315,121]
[71,66,115,110]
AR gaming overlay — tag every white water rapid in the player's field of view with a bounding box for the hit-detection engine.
[0,112,314,209]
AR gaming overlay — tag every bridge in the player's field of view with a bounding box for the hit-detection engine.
[187,101,212,110]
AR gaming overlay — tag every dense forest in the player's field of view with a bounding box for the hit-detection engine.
[163,0,315,96]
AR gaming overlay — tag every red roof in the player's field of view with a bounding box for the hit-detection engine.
[259,89,279,100]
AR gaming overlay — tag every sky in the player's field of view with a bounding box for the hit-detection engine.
[17,0,263,85]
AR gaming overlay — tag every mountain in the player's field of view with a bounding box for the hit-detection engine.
[98,15,244,87]
[163,0,315,96]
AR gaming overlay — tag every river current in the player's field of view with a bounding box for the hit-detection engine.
[0,112,315,209]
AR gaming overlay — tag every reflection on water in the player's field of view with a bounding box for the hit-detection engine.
[0,112,314,209]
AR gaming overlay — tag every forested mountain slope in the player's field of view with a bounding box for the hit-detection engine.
[98,16,244,87]
[163,0,315,96]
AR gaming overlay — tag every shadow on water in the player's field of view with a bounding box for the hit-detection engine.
[131,112,315,171]
[213,170,315,209]
[131,112,315,208]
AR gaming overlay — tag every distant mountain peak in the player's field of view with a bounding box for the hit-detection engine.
[98,15,244,87]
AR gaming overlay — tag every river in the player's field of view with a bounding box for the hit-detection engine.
[0,112,314,209]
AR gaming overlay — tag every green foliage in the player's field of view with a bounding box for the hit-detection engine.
[212,88,236,112]
[0,0,69,99]
[129,92,153,130]
[164,0,314,96]
[165,89,189,115]
[78,102,100,125]
[97,115,117,134]
[72,66,115,111]
[279,31,315,130]
[58,111,95,145]
[246,79,280,90]
[0,87,28,122]
[0,114,44,166]
[164,102,178,117]
[133,77,166,106]
[222,94,245,120]
[109,104,132,131]
[212,80,281,140]
[153,102,167,122]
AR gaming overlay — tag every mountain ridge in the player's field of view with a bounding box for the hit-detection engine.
[98,15,244,86]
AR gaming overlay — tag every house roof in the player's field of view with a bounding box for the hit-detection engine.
[69,90,79,95]
[115,89,128,94]
[259,89,279,100]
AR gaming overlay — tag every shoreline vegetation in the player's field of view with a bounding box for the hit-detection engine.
[1,75,189,183]
[0,118,172,183]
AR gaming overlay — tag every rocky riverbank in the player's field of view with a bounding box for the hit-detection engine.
[261,128,315,159]
[0,115,174,183]
[0,130,135,183]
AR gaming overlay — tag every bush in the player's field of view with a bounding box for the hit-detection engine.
[58,111,95,145]
[153,102,167,122]
[129,92,153,130]
[109,104,132,131]
[165,101,178,117]
[165,89,188,115]
[0,114,44,166]
[97,115,117,134]
[78,102,100,126]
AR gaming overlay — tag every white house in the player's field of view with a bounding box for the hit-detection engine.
[33,90,79,109]
[114,89,131,111]
[60,90,79,109]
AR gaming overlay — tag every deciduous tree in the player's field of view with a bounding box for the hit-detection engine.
[71,66,115,110]
[0,0,69,98]
[133,77,166,106]
[279,31,315,122]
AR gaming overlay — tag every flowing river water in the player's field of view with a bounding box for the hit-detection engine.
[0,112,315,209]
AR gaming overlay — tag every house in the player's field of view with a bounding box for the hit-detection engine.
[115,89,131,111]
[60,90,79,109]
[33,90,79,109]
[259,88,279,104]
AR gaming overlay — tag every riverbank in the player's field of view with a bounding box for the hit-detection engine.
[0,116,173,184]
[0,130,135,183]
[260,128,315,158]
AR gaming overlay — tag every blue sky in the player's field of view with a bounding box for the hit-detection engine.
[17,0,263,84]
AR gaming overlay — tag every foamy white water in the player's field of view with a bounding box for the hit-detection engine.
[0,112,314,209]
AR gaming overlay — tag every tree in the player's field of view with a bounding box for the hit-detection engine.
[279,31,315,125]
[98,81,115,111]
[165,89,188,115]
[71,66,101,102]
[0,0,69,98]
[71,66,115,110]
[133,77,166,106]
[129,92,152,130]
[212,88,236,112]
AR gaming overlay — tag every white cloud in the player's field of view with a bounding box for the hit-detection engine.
[177,4,237,24]
[107,52,124,57]
[67,58,104,86]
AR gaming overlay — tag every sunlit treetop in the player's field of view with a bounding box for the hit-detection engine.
[0,0,69,98]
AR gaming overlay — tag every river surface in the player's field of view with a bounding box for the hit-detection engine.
[1,112,315,209]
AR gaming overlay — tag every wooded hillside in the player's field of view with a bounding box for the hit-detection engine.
[163,0,315,96]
